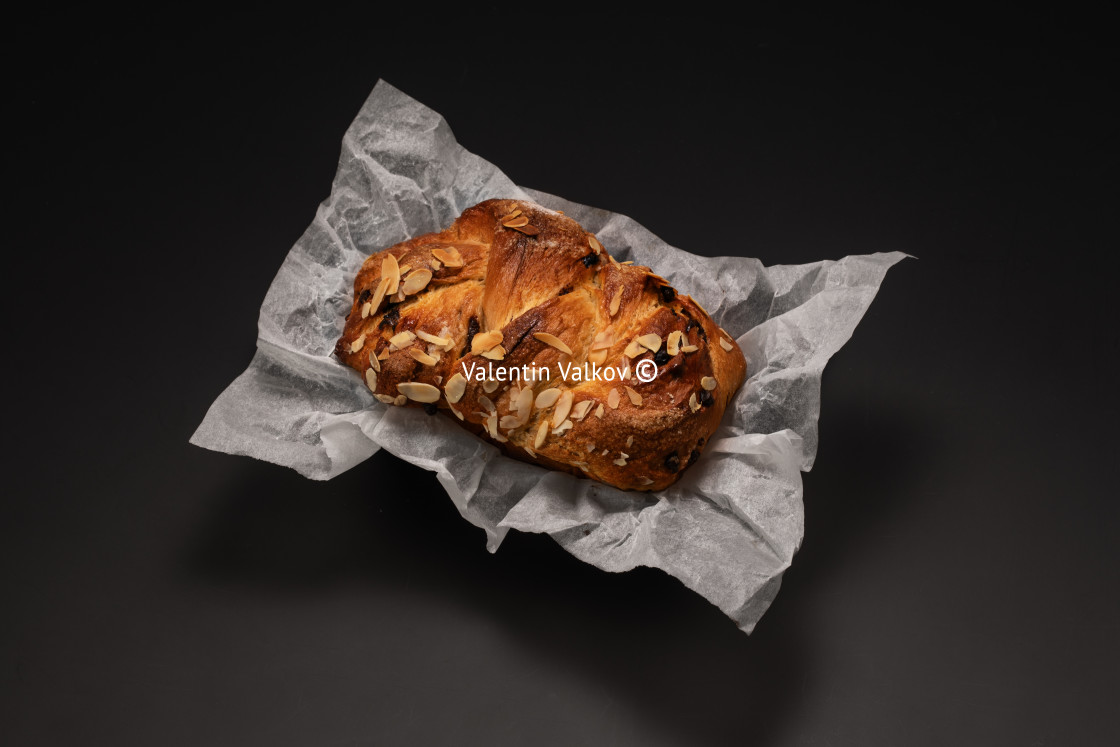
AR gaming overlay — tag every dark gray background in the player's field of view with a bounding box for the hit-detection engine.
[5,11,1117,746]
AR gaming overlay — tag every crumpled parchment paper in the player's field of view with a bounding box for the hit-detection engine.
[190,80,905,633]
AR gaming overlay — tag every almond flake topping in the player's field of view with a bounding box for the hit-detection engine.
[720,337,734,351]
[375,394,395,404]
[481,345,505,360]
[482,379,499,393]
[701,376,718,391]
[588,235,602,254]
[626,436,634,447]
[595,403,605,419]
[587,348,608,365]
[370,276,389,313]
[639,477,655,486]
[534,420,549,449]
[552,419,573,435]
[382,254,400,296]
[431,246,464,268]
[397,382,440,403]
[624,339,644,358]
[451,406,464,420]
[500,415,523,430]
[470,330,503,355]
[637,333,662,352]
[377,349,390,360]
[368,351,380,372]
[533,332,573,356]
[478,395,496,415]
[365,368,378,392]
[350,334,366,353]
[388,330,416,349]
[689,392,700,412]
[499,209,522,222]
[624,386,643,406]
[614,453,629,466]
[361,301,371,319]
[430,259,442,271]
[591,330,614,351]
[416,330,452,348]
[535,388,561,408]
[552,390,574,428]
[408,348,438,366]
[397,264,412,276]
[681,344,699,353]
[394,395,407,406]
[515,386,534,424]
[607,388,621,409]
[444,372,466,403]
[401,269,432,296]
[502,216,529,228]
[609,290,622,317]
[571,400,594,421]
[666,330,683,356]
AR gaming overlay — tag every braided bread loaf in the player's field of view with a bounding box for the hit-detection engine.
[335,199,746,492]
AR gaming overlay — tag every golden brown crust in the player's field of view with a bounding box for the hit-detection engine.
[335,199,747,492]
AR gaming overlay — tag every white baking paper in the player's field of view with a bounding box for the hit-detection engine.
[190,80,905,633]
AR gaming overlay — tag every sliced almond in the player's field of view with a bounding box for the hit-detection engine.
[637,333,662,352]
[639,477,655,486]
[470,330,503,354]
[499,208,522,222]
[416,330,452,348]
[626,436,634,447]
[588,235,602,254]
[481,345,506,361]
[397,382,440,403]
[535,388,562,408]
[394,395,407,406]
[681,344,699,353]
[401,269,432,296]
[624,339,644,358]
[430,259,442,271]
[571,400,594,421]
[360,301,371,319]
[350,334,366,353]
[552,419,573,435]
[689,392,700,412]
[377,349,390,360]
[431,246,464,268]
[666,330,683,356]
[524,446,536,458]
[587,443,596,453]
[482,379,499,393]
[587,348,608,365]
[370,276,389,314]
[364,368,378,392]
[382,254,400,295]
[515,386,534,424]
[701,376,718,391]
[409,348,438,365]
[609,290,622,317]
[388,330,415,350]
[607,388,621,410]
[534,420,549,449]
[613,454,629,466]
[502,216,529,228]
[720,337,734,351]
[512,224,539,236]
[368,351,380,373]
[595,403,605,419]
[397,264,413,276]
[551,390,573,428]
[451,406,464,420]
[444,372,466,403]
[533,332,573,356]
[624,386,643,406]
[374,393,395,404]
[620,362,631,381]
[591,329,614,351]
[478,395,496,415]
[499,414,523,430]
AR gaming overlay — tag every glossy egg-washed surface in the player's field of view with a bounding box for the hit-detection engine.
[335,199,746,492]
